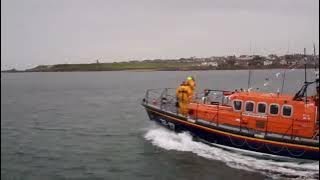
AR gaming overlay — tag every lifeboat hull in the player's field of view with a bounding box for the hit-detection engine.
[143,105,319,161]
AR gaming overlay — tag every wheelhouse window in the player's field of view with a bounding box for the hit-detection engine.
[282,105,293,117]
[223,96,231,106]
[233,100,242,111]
[269,104,279,115]
[245,101,255,112]
[257,103,267,114]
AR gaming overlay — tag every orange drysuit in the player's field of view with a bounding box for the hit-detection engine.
[176,83,192,115]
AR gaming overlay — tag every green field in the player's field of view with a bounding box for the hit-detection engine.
[26,61,203,72]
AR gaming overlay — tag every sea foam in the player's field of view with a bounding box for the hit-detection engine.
[144,127,319,180]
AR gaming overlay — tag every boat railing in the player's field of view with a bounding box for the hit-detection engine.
[194,89,233,106]
[143,88,179,114]
[143,88,210,112]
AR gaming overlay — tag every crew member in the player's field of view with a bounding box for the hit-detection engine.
[186,76,196,99]
[176,81,192,115]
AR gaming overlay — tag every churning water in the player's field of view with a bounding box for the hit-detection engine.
[145,127,319,180]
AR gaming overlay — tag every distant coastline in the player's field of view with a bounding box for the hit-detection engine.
[2,54,318,72]
[1,66,315,73]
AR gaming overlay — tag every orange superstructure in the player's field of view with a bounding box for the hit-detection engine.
[187,90,319,139]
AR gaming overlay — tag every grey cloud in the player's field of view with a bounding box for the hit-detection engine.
[1,0,318,70]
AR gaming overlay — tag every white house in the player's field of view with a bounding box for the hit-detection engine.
[263,60,273,66]
[201,62,218,67]
[235,61,249,66]
[208,62,218,67]
[238,55,254,61]
[280,59,287,65]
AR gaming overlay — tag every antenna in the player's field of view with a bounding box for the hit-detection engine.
[280,71,286,94]
[313,43,319,93]
[304,48,307,83]
[314,43,317,72]
[304,48,307,104]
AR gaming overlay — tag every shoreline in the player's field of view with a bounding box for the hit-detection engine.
[1,67,315,73]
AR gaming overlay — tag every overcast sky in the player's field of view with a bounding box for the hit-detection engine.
[1,0,319,70]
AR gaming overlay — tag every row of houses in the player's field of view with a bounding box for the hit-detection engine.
[185,54,319,68]
[114,53,318,69]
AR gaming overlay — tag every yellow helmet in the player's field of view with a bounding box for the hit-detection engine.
[187,76,194,81]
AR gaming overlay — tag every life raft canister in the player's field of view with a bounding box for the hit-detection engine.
[223,91,233,96]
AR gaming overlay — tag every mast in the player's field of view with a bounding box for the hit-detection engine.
[281,41,291,94]
[247,68,252,89]
[314,43,317,72]
[247,41,252,90]
[280,70,286,94]
[313,43,319,94]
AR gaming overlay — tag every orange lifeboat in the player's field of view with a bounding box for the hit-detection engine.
[142,74,319,160]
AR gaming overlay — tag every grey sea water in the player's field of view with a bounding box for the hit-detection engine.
[1,69,318,180]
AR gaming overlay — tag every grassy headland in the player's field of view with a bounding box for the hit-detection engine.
[2,54,319,72]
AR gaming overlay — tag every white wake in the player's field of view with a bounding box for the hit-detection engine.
[144,127,319,180]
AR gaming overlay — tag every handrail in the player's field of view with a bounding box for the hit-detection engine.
[291,118,294,140]
[206,89,234,93]
[312,129,319,139]
[265,115,269,136]
[240,112,242,132]
[282,121,294,140]
[145,90,149,105]
[217,103,220,127]
[196,102,199,121]
[210,108,218,124]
